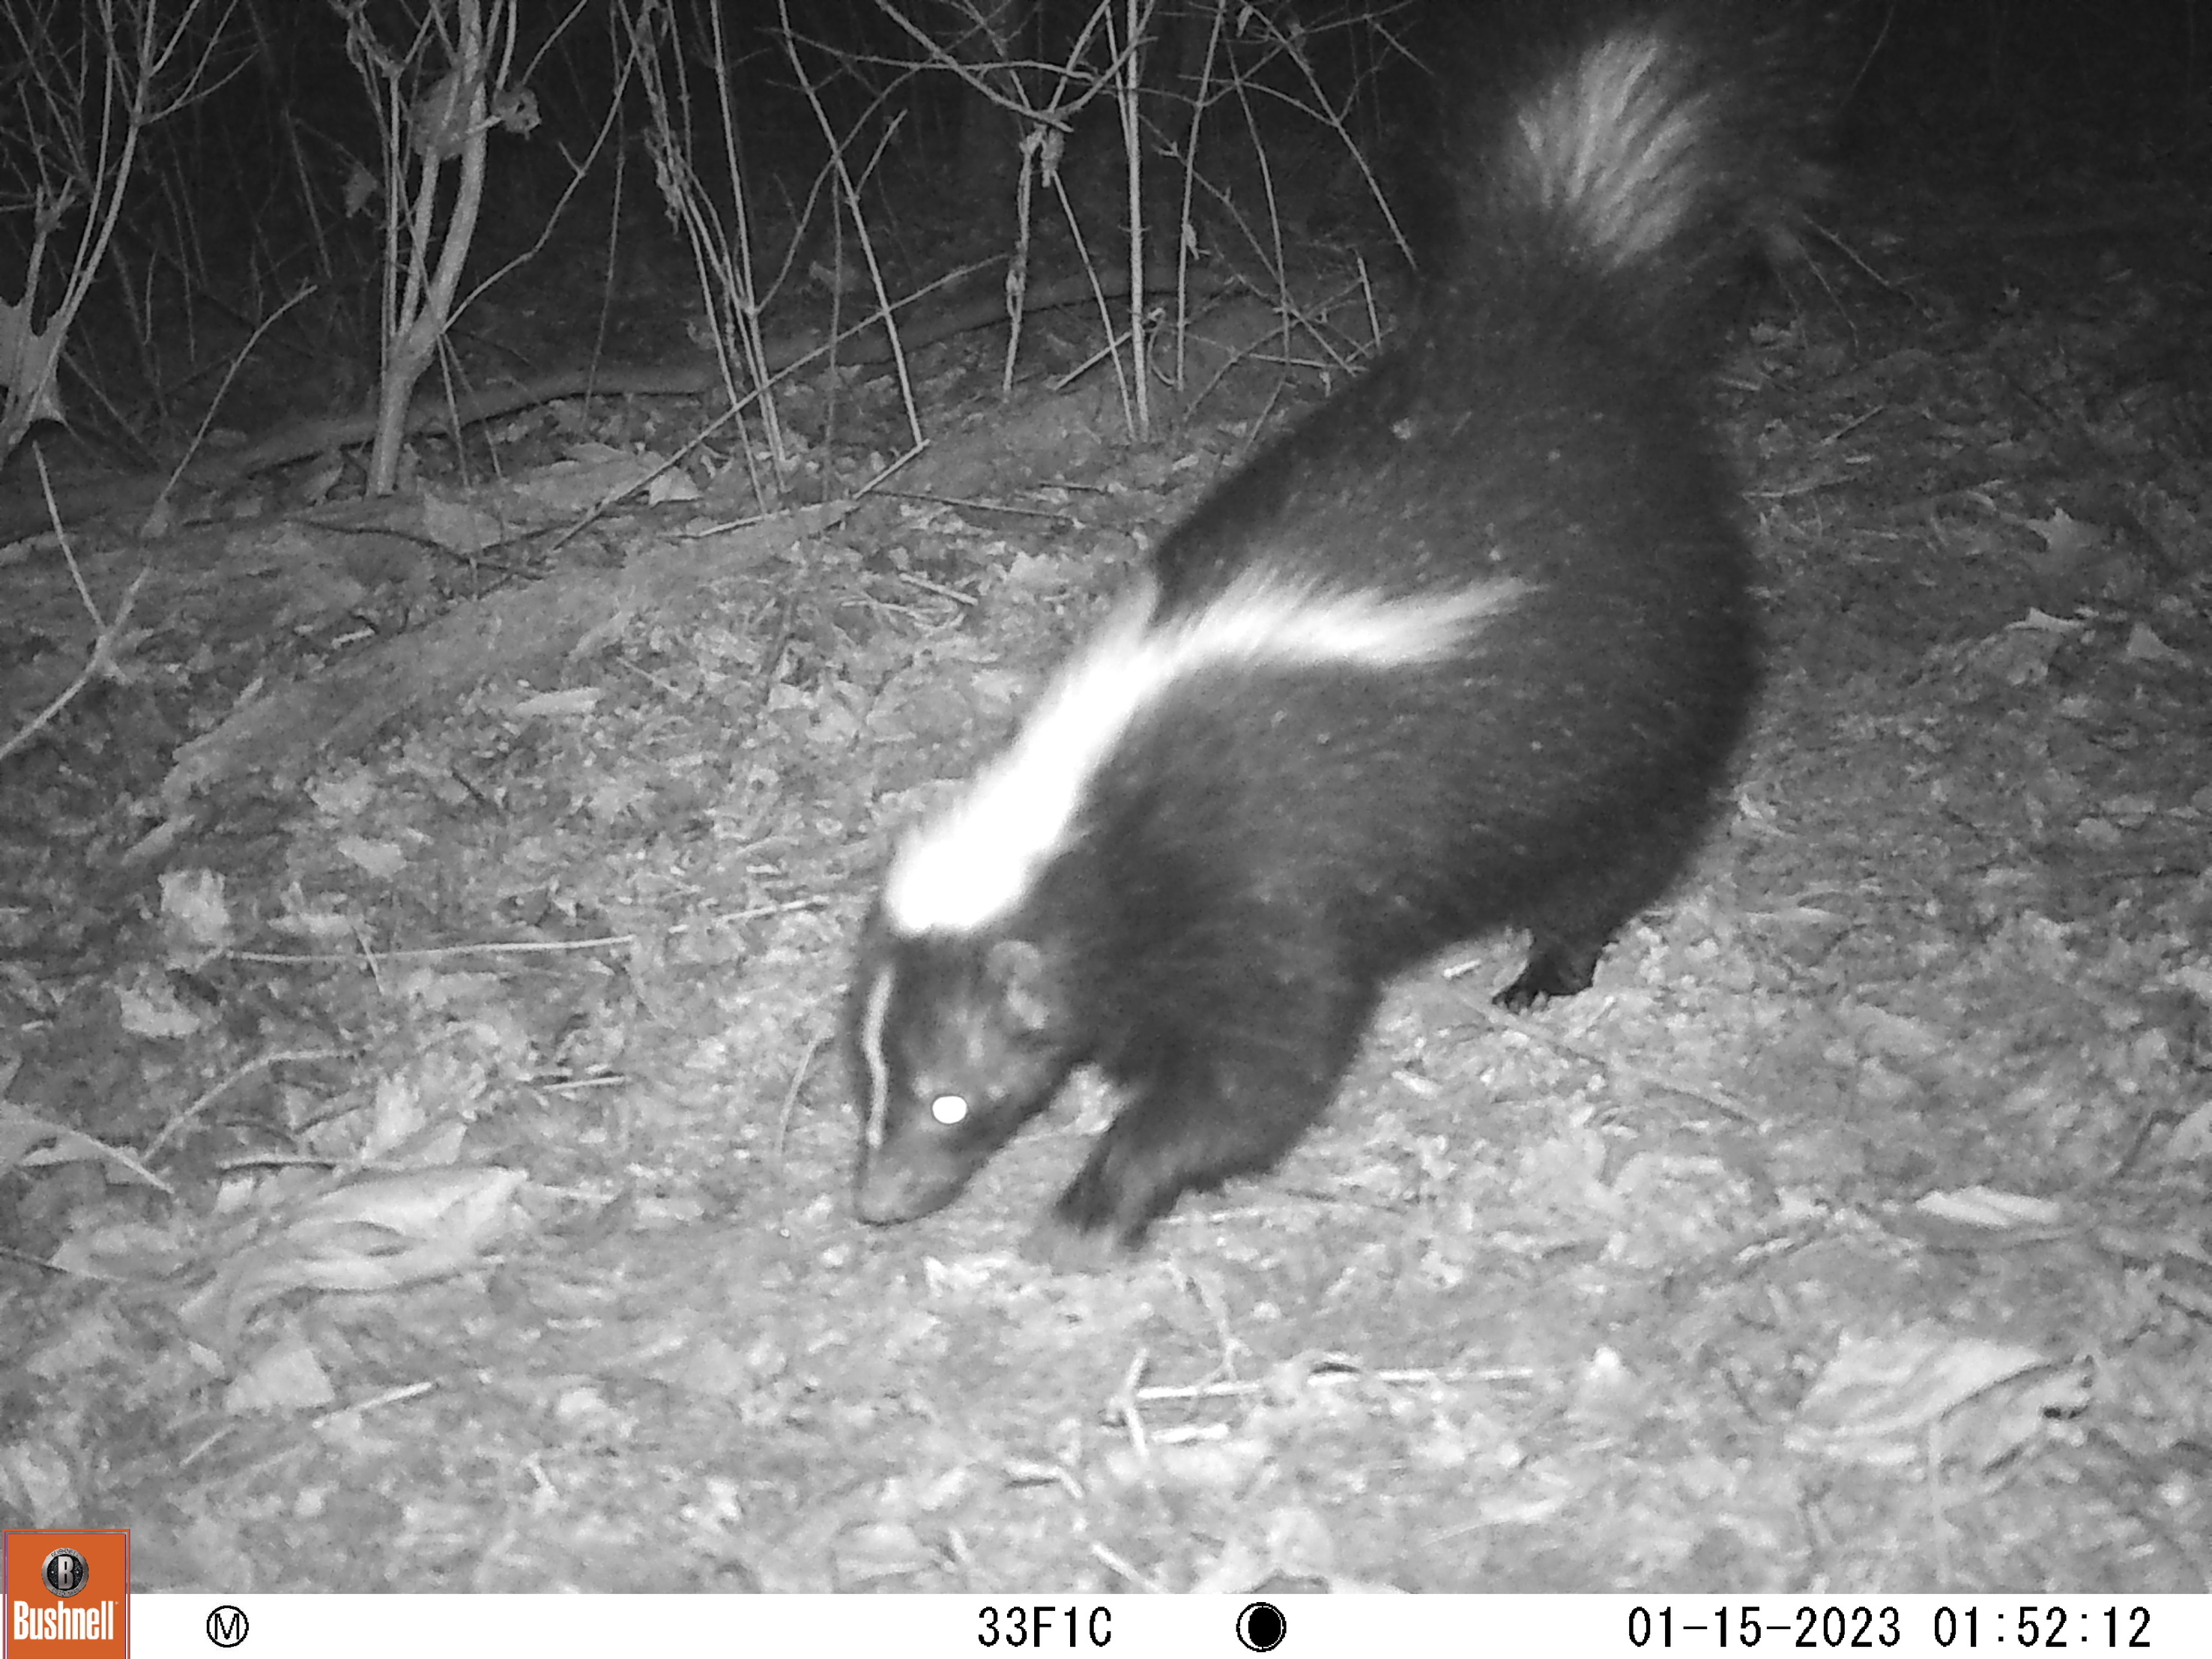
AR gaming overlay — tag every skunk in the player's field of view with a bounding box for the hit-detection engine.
[849,0,1814,1267]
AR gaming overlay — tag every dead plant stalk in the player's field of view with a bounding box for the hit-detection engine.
[0,0,247,466]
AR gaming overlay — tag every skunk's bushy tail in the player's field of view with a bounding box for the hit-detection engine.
[1400,0,1825,359]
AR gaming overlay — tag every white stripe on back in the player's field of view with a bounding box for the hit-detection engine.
[883,568,1527,937]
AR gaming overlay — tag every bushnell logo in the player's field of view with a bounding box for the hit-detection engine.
[40,1548,90,1598]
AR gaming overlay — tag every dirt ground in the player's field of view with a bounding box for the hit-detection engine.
[1,163,2209,1594]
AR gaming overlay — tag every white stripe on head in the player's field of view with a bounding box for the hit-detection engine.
[1515,31,1706,270]
[859,963,895,1149]
[883,569,1526,937]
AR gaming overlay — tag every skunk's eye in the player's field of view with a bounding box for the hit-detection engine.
[929,1094,970,1126]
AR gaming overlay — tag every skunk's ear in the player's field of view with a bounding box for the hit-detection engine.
[985,938,1057,1036]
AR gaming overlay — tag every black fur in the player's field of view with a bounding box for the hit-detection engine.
[850,0,1814,1266]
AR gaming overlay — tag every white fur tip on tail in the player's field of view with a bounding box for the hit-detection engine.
[1515,30,1711,272]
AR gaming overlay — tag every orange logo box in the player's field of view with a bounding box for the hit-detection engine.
[2,1532,127,1659]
